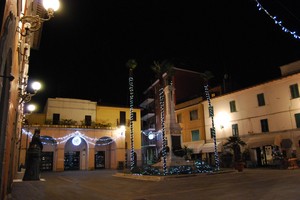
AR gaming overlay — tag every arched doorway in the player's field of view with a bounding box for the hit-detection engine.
[95,136,115,169]
[64,136,87,171]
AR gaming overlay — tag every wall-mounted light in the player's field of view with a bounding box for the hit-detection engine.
[19,0,60,35]
[19,81,41,104]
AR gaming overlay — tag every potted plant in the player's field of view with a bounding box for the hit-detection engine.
[223,136,247,172]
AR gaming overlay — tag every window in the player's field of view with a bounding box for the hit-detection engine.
[295,113,300,128]
[260,119,269,132]
[85,115,91,126]
[208,106,214,117]
[257,93,265,106]
[229,101,237,112]
[120,111,126,125]
[177,113,182,123]
[290,84,300,99]
[232,124,239,136]
[52,113,60,125]
[189,110,198,121]
[191,130,200,141]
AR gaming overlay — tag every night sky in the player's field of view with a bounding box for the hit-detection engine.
[28,0,300,112]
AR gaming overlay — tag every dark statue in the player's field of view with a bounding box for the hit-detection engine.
[23,128,43,181]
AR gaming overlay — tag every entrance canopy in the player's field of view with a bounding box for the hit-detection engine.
[185,142,222,153]
[185,142,203,154]
[247,137,275,148]
[201,142,222,153]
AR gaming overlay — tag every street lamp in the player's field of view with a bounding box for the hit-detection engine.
[27,104,37,113]
[19,0,60,35]
[19,81,42,104]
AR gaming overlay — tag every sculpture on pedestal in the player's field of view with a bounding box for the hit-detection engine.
[23,128,43,181]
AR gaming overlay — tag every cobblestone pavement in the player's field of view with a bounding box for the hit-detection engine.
[8,168,300,200]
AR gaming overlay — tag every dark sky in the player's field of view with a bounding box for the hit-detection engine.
[28,0,300,112]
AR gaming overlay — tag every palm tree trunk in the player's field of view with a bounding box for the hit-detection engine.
[204,85,220,171]
[159,87,167,175]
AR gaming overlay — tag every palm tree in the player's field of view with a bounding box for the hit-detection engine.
[223,136,246,162]
[151,60,174,175]
[202,71,220,170]
[126,59,137,172]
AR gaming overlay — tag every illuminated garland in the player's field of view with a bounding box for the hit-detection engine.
[129,76,135,171]
[159,87,167,176]
[255,0,300,40]
[204,85,220,171]
[22,129,123,146]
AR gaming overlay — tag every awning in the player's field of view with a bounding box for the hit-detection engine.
[184,142,203,154]
[201,142,222,153]
[247,137,275,148]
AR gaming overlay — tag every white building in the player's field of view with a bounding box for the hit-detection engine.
[203,60,300,167]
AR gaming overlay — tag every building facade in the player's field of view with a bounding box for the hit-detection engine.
[202,61,300,167]
[0,0,43,198]
[23,98,142,171]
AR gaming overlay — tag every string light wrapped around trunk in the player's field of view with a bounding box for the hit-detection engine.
[159,87,167,175]
[204,85,220,171]
[129,76,135,171]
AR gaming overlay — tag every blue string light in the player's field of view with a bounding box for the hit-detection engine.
[159,87,167,176]
[255,0,300,40]
[204,85,220,171]
[22,129,123,146]
[129,76,135,171]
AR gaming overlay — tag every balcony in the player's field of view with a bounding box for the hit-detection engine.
[141,113,155,121]
[139,98,154,109]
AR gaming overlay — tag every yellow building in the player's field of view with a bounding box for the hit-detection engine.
[175,97,222,164]
[22,98,141,171]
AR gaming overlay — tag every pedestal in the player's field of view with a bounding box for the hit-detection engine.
[23,147,41,181]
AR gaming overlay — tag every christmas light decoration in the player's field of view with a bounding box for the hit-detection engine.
[204,85,220,171]
[72,136,81,146]
[255,0,300,40]
[22,129,123,146]
[127,59,137,172]
[159,88,167,176]
[129,76,135,171]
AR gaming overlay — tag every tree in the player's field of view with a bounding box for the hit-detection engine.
[223,136,246,162]
[151,60,174,175]
[127,59,137,172]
